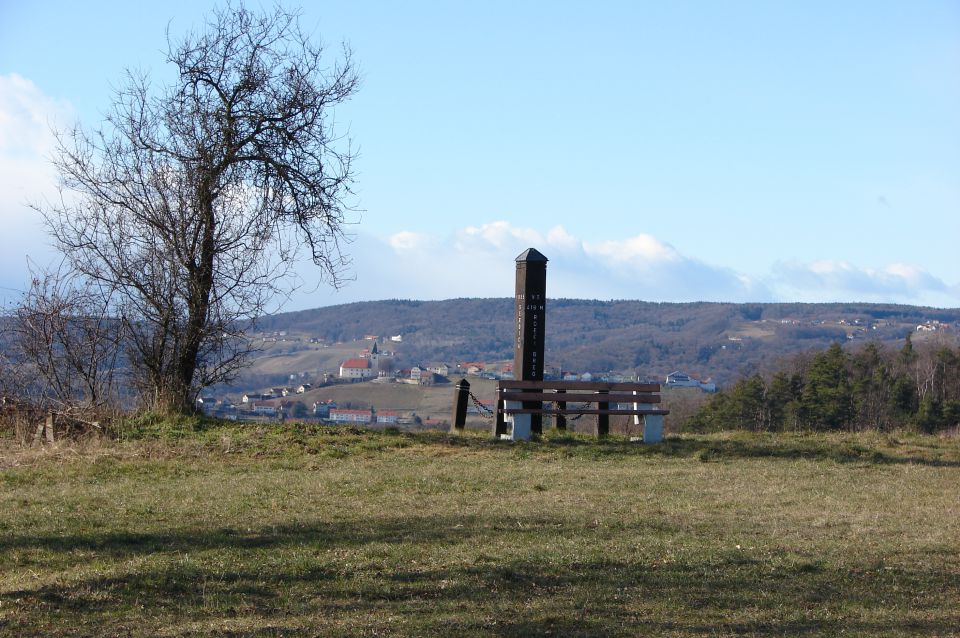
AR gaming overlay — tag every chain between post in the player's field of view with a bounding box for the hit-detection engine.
[468,391,591,423]
[468,391,495,419]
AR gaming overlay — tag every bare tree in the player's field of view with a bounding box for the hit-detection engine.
[7,268,122,414]
[36,5,360,413]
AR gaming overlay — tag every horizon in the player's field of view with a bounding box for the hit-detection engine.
[262,295,958,317]
[2,2,958,311]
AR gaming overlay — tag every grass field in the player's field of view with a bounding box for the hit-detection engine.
[1,424,958,637]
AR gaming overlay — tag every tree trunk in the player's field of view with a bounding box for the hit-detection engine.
[168,184,218,415]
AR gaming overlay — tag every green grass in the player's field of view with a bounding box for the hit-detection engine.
[1,425,958,637]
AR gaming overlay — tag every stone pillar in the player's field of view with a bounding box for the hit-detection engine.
[513,248,547,436]
[643,414,664,443]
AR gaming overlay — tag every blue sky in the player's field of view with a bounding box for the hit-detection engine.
[2,1,958,310]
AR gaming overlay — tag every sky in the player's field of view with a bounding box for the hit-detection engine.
[1,1,958,311]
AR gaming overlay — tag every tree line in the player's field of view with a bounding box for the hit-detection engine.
[685,335,960,434]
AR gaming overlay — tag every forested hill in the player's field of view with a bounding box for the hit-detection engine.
[256,299,960,386]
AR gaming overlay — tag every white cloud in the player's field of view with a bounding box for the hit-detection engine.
[387,230,429,252]
[583,234,681,268]
[0,73,70,156]
[0,74,72,294]
[545,225,579,251]
[300,221,771,306]
[277,222,960,311]
[772,259,955,306]
[455,220,545,253]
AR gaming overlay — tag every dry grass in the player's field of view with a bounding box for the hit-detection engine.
[1,426,958,637]
[244,337,363,377]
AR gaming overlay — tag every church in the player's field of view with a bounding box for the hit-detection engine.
[339,341,381,380]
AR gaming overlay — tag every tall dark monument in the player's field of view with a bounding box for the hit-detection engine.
[514,248,548,434]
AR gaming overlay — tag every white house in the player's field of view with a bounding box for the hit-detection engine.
[665,371,717,392]
[329,408,372,423]
[464,364,484,376]
[251,401,279,416]
[665,371,699,387]
[376,410,400,424]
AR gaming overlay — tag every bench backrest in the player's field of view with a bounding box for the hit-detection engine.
[497,380,662,406]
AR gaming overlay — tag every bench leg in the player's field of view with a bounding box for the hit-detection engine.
[554,390,566,431]
[596,391,609,438]
[493,398,507,438]
[530,410,542,436]
[642,414,663,443]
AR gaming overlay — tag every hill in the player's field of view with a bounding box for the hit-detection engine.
[247,299,960,388]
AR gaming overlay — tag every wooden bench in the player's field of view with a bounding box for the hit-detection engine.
[494,380,669,441]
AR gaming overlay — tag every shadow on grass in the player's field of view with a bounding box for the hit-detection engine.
[404,430,960,468]
[644,436,960,468]
[2,513,957,636]
[0,512,684,561]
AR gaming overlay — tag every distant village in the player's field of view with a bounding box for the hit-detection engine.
[759,317,952,337]
[196,332,718,424]
[196,313,953,425]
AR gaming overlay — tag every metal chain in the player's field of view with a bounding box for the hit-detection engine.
[468,391,495,419]
[466,394,594,423]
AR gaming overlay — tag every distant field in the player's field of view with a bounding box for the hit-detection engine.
[300,377,499,425]
[728,324,776,339]
[1,427,958,637]
[243,336,365,377]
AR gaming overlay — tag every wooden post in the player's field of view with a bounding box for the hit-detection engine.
[33,412,56,445]
[554,389,567,431]
[596,390,609,438]
[451,378,470,432]
[514,248,548,436]
[46,413,55,443]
